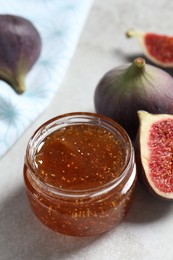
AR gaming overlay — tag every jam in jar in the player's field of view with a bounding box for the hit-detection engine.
[24,112,136,236]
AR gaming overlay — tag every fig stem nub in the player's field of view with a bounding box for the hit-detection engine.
[134,57,145,68]
[126,29,136,38]
[126,29,144,38]
[12,74,26,94]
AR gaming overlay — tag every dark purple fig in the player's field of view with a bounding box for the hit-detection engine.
[94,57,173,140]
[0,14,42,94]
[136,110,173,200]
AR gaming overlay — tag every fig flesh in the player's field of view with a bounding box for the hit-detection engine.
[0,14,42,94]
[136,110,173,200]
[126,29,173,68]
[94,57,173,139]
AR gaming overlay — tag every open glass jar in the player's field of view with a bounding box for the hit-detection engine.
[24,112,136,236]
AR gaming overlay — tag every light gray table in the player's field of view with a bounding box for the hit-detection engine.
[1,0,173,259]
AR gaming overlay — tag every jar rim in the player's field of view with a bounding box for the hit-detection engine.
[25,112,134,199]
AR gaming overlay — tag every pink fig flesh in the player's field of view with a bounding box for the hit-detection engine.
[136,110,173,199]
[126,29,173,68]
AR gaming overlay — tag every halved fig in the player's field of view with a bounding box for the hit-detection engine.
[136,110,173,199]
[126,29,173,68]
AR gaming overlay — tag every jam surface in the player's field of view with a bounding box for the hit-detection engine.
[34,124,126,190]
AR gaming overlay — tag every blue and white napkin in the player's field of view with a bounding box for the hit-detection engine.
[0,0,93,158]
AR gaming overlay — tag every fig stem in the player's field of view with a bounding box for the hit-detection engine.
[123,57,145,80]
[134,57,145,68]
[9,74,26,94]
[126,29,144,38]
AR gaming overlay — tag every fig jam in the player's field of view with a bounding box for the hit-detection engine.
[24,112,136,236]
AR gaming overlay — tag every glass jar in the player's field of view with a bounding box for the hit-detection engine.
[24,112,136,236]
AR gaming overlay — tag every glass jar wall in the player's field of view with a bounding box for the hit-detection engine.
[24,112,137,236]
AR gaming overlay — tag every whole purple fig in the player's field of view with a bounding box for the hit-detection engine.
[0,14,42,94]
[94,57,173,139]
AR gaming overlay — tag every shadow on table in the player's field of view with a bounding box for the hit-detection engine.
[112,49,173,77]
[0,187,101,260]
[1,182,172,259]
[125,180,173,224]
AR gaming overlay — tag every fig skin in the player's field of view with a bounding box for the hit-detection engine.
[94,58,173,140]
[135,110,173,200]
[0,14,42,94]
